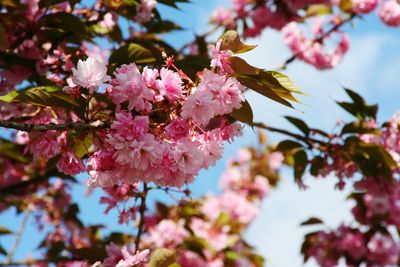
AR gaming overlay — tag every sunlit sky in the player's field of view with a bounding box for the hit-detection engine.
[1,0,400,266]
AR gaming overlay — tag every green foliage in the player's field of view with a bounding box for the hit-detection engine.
[149,248,177,267]
[0,86,79,109]
[300,217,324,226]
[219,30,257,54]
[109,43,157,71]
[337,88,378,120]
[230,100,254,125]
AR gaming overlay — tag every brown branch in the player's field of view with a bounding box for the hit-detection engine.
[0,120,111,132]
[0,257,78,267]
[5,211,31,264]
[135,183,148,253]
[276,13,357,71]
[252,122,325,147]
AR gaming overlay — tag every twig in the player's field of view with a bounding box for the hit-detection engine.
[0,257,78,266]
[5,211,31,264]
[276,14,357,71]
[0,120,111,132]
[134,183,148,252]
[252,122,325,147]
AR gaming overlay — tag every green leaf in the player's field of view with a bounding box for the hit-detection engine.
[0,243,6,255]
[144,20,182,33]
[300,217,324,226]
[109,43,156,69]
[39,0,78,8]
[336,88,378,120]
[285,116,310,135]
[74,133,93,158]
[305,4,332,17]
[158,0,189,9]
[0,86,80,109]
[229,57,303,108]
[39,12,90,42]
[149,248,177,267]
[215,212,230,228]
[0,24,9,50]
[248,253,265,267]
[293,150,308,182]
[182,236,210,259]
[230,99,253,125]
[219,30,257,54]
[71,245,107,263]
[0,139,30,163]
[309,156,325,176]
[0,226,12,235]
[276,140,303,151]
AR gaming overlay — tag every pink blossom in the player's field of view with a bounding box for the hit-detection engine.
[351,0,379,13]
[190,218,229,251]
[379,0,400,27]
[157,67,183,101]
[367,233,400,265]
[56,151,86,176]
[117,247,149,267]
[212,77,245,115]
[111,111,150,140]
[145,219,188,247]
[211,7,235,27]
[71,57,110,91]
[99,12,117,30]
[181,89,215,125]
[109,63,154,112]
[165,119,190,140]
[210,40,234,75]
[142,67,159,88]
[135,0,156,23]
[269,152,284,171]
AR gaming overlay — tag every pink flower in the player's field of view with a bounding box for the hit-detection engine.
[212,77,245,115]
[269,152,284,171]
[181,89,215,125]
[210,40,234,75]
[165,119,190,140]
[211,7,235,27]
[56,151,86,176]
[111,111,149,140]
[71,57,110,91]
[135,0,156,23]
[109,63,154,112]
[142,66,159,88]
[117,247,149,267]
[379,0,400,27]
[351,0,379,13]
[367,233,400,265]
[158,68,183,101]
[99,12,117,30]
[145,219,188,247]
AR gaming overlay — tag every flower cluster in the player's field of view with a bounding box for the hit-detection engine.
[210,0,400,69]
[282,19,350,69]
[77,51,244,188]
[95,145,281,267]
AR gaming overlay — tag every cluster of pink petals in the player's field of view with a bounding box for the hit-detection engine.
[282,20,350,70]
[81,54,244,188]
[71,57,110,92]
[352,0,380,13]
[379,0,400,26]
[134,0,157,24]
[305,225,400,266]
[103,243,149,267]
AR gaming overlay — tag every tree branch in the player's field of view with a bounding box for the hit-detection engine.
[276,13,357,71]
[0,120,111,132]
[252,122,325,147]
[135,183,148,253]
[5,211,31,264]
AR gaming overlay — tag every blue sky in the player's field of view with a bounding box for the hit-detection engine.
[1,1,400,266]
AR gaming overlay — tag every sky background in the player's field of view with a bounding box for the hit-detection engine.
[1,0,400,266]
